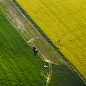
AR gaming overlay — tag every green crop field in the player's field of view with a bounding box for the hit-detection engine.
[0,10,47,85]
[15,0,86,80]
[49,64,85,86]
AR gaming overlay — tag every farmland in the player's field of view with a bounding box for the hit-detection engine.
[15,0,86,80]
[0,10,47,85]
[0,0,86,85]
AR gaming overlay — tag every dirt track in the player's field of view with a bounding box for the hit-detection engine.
[45,63,52,86]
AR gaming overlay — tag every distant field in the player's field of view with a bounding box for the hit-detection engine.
[16,0,86,79]
[0,10,47,85]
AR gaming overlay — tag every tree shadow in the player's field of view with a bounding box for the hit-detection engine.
[33,46,38,56]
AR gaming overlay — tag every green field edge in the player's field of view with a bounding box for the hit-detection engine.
[12,0,86,84]
[0,10,48,85]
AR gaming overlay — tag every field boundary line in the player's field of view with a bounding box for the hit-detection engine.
[12,0,86,84]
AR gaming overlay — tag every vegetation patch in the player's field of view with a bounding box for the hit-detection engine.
[49,64,85,86]
[0,10,47,86]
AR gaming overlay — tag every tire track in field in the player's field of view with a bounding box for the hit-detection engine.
[27,37,39,43]
[45,63,52,86]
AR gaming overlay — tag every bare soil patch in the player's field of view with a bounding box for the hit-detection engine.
[44,59,52,63]
[27,37,39,43]
[6,6,27,32]
[0,0,2,2]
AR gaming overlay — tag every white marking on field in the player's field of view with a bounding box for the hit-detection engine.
[44,58,52,63]
[27,37,39,43]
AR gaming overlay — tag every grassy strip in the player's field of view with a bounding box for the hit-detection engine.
[0,10,47,86]
[12,0,61,53]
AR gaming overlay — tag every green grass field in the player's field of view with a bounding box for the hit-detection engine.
[0,10,47,85]
[49,64,85,86]
[15,0,86,80]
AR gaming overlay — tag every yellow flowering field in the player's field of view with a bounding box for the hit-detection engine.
[16,0,86,79]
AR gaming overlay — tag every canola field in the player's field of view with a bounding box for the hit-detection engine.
[16,0,86,79]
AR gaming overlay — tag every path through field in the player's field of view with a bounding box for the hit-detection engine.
[45,63,52,86]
